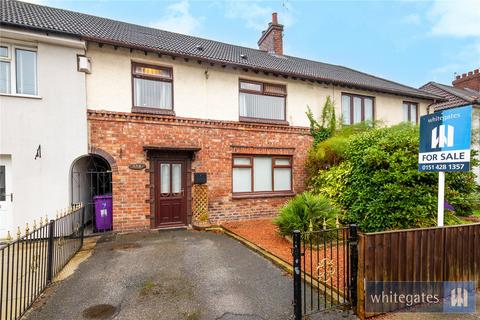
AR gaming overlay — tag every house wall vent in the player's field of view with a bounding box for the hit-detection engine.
[78,55,91,74]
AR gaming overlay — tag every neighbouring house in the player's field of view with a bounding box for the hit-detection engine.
[420,69,480,183]
[1,0,442,232]
[0,8,91,238]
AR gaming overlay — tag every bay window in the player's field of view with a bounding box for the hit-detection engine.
[239,80,286,122]
[232,155,292,195]
[132,63,173,113]
[341,93,374,124]
[0,45,37,95]
[403,102,418,124]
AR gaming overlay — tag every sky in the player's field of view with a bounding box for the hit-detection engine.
[26,0,480,88]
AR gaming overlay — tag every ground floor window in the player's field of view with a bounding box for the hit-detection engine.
[403,101,418,124]
[232,155,292,194]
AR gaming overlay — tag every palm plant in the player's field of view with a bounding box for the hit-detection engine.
[274,192,338,240]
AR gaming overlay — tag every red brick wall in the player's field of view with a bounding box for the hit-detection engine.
[88,110,312,231]
[258,26,283,55]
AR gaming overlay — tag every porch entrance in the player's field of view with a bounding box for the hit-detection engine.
[71,155,112,233]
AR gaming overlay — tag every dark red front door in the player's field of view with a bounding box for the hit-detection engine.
[154,160,187,227]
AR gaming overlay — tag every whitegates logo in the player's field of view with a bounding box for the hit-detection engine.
[431,125,454,149]
[450,287,469,308]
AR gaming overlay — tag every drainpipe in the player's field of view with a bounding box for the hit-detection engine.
[426,99,438,114]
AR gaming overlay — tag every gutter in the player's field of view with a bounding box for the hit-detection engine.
[0,26,85,49]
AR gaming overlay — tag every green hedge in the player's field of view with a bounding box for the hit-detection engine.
[309,123,476,232]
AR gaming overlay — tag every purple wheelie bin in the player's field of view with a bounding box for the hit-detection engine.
[93,195,112,232]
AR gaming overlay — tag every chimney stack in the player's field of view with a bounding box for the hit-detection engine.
[258,12,284,55]
[452,68,480,91]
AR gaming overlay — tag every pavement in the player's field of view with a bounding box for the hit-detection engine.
[23,229,355,320]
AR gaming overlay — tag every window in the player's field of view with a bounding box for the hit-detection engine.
[341,93,374,124]
[0,45,37,95]
[132,63,173,112]
[232,156,292,194]
[403,102,418,124]
[239,80,286,122]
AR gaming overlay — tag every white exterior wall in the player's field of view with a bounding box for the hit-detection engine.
[0,29,88,237]
[86,45,431,126]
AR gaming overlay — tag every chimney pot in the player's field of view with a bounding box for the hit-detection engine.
[272,12,278,25]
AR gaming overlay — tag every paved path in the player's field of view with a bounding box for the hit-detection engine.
[24,230,354,320]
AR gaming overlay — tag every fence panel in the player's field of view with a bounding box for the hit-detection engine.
[357,223,480,319]
[0,205,84,320]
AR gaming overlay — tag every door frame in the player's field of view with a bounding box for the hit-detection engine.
[0,155,13,239]
[147,150,193,228]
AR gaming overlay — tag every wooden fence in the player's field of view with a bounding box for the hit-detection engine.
[357,223,480,319]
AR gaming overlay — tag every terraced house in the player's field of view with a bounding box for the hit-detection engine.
[0,0,442,233]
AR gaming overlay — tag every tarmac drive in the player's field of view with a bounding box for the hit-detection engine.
[24,230,355,320]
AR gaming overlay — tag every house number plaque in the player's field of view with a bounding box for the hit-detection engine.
[128,163,146,170]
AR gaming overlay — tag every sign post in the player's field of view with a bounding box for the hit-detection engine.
[419,105,472,227]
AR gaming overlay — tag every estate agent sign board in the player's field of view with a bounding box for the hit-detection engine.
[418,105,472,227]
[419,105,472,172]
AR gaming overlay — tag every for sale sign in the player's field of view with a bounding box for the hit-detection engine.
[418,105,472,172]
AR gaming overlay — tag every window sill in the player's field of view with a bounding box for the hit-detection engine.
[0,93,42,100]
[132,106,175,116]
[239,117,289,126]
[232,191,295,200]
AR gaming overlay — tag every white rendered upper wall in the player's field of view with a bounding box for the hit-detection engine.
[86,44,431,127]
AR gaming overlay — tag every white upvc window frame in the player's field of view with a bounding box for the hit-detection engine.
[0,42,39,97]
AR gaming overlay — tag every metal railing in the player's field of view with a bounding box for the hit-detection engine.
[0,204,85,320]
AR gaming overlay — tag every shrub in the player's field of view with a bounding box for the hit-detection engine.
[274,192,338,237]
[308,123,477,232]
[306,122,374,176]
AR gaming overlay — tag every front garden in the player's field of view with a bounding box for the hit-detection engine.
[222,97,480,297]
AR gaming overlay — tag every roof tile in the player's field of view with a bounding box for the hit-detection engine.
[1,0,440,100]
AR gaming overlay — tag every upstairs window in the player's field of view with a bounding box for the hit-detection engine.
[132,63,173,112]
[341,93,374,124]
[0,45,37,95]
[403,102,418,124]
[239,80,286,122]
[232,155,292,195]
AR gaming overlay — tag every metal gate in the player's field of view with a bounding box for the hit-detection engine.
[71,156,112,233]
[292,225,358,319]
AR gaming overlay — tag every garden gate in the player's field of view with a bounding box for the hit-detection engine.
[292,225,358,320]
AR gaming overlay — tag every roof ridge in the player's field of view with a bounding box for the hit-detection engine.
[422,81,477,102]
